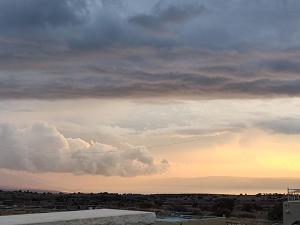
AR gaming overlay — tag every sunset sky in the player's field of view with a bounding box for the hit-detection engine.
[1,0,300,194]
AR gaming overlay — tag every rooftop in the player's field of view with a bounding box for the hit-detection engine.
[0,209,156,225]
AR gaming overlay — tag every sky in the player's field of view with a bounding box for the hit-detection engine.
[1,0,300,194]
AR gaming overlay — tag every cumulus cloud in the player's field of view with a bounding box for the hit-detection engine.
[0,123,168,176]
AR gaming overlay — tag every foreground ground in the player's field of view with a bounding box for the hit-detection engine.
[0,190,285,224]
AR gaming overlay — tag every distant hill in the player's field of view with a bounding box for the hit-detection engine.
[0,170,62,193]
[0,185,59,193]
[1,170,299,194]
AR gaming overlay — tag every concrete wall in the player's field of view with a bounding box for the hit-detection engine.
[0,209,156,225]
[283,201,300,225]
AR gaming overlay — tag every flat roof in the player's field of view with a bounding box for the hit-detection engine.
[0,209,156,225]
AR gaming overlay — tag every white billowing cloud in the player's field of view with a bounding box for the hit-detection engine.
[0,123,168,176]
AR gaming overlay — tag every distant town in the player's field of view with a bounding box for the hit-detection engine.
[0,189,285,224]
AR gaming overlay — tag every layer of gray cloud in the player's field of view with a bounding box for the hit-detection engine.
[257,118,300,135]
[1,0,300,99]
[2,50,300,99]
[0,122,168,176]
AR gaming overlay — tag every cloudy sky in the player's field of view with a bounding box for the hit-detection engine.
[1,0,300,193]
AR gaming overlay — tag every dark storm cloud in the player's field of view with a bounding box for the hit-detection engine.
[259,60,300,74]
[2,0,300,50]
[129,3,206,32]
[1,0,300,99]
[0,0,88,31]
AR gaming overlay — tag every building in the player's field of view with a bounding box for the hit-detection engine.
[283,189,300,225]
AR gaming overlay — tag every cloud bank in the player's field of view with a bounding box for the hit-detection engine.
[2,50,300,99]
[1,0,300,99]
[0,123,168,176]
